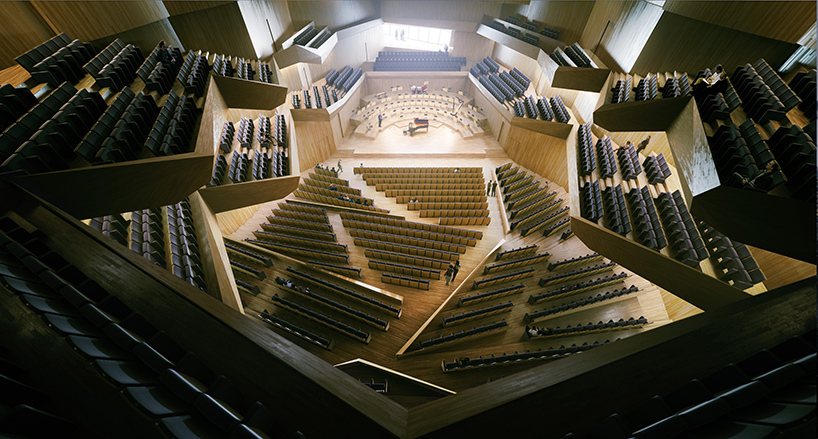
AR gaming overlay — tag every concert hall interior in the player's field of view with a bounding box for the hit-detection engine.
[0,1,815,438]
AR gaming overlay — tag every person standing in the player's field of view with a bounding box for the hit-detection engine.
[487,181,491,196]
[492,181,498,197]
[378,113,382,127]
[451,260,460,282]
[337,159,343,174]
[444,264,454,286]
[635,135,651,155]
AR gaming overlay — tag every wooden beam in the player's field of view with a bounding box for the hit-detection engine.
[212,74,289,110]
[594,95,692,132]
[199,175,301,213]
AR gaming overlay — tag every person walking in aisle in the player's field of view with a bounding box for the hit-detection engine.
[492,181,498,196]
[378,113,382,127]
[444,264,454,285]
[451,260,460,282]
[337,159,343,174]
[635,135,651,155]
[487,181,492,196]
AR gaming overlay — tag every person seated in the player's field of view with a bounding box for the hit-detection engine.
[733,160,780,191]
[528,327,539,337]
[329,184,337,191]
[693,65,726,97]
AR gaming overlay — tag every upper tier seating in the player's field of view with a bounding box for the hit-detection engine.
[84,39,144,91]
[375,51,466,72]
[16,33,95,87]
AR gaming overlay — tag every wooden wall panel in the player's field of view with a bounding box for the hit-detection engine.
[593,126,675,167]
[306,24,383,85]
[579,0,664,73]
[662,1,816,45]
[363,74,470,97]
[277,63,304,91]
[31,1,170,42]
[744,246,816,291]
[237,0,293,60]
[216,204,262,237]
[163,1,235,16]
[523,0,596,45]
[90,18,184,56]
[503,125,570,190]
[0,1,55,70]
[450,30,495,64]
[631,11,799,76]
[169,2,256,60]
[294,120,336,172]
[288,1,378,30]
[381,1,502,23]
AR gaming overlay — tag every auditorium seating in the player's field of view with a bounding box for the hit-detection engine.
[576,330,815,439]
[381,272,430,290]
[127,208,165,267]
[766,125,816,200]
[0,84,38,133]
[176,51,210,97]
[549,253,604,271]
[510,197,563,233]
[84,39,144,92]
[789,69,816,118]
[442,301,513,327]
[611,75,632,103]
[709,122,784,191]
[643,153,672,184]
[257,309,334,350]
[167,198,208,291]
[698,220,766,289]
[285,266,401,317]
[18,34,95,88]
[539,261,618,287]
[442,340,611,373]
[375,51,466,72]
[472,268,535,290]
[601,184,631,236]
[732,62,791,124]
[1,83,109,175]
[528,272,630,304]
[0,218,299,438]
[224,241,272,267]
[89,213,129,247]
[580,180,604,223]
[595,136,618,178]
[525,286,640,323]
[655,190,708,268]
[137,42,182,95]
[270,293,372,343]
[483,252,550,275]
[419,320,508,350]
[577,123,596,176]
[617,142,643,181]
[273,277,389,331]
[230,259,266,281]
[625,186,667,251]
[635,74,658,101]
[525,316,648,339]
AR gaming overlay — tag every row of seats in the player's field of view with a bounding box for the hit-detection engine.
[381,272,429,290]
[140,42,183,95]
[626,186,667,251]
[306,260,362,278]
[602,184,632,237]
[348,228,465,254]
[489,20,542,48]
[767,125,816,200]
[483,252,550,275]
[0,218,297,439]
[309,29,332,48]
[459,283,524,307]
[257,309,333,350]
[76,87,154,164]
[167,199,207,291]
[525,286,640,323]
[539,261,617,287]
[542,216,571,237]
[85,39,144,92]
[235,58,255,82]
[574,330,816,439]
[611,76,632,104]
[177,51,209,98]
[508,188,554,219]
[273,277,388,331]
[218,121,234,153]
[353,236,458,265]
[500,70,527,97]
[577,123,596,176]
[478,72,513,103]
[596,137,617,178]
[710,122,777,189]
[89,214,129,247]
[341,210,482,240]
[147,90,198,158]
[644,153,672,184]
[442,341,610,373]
[470,56,500,78]
[212,54,234,78]
[580,180,603,223]
[698,220,766,290]
[732,63,790,124]
[128,208,166,267]
[528,272,629,304]
[442,301,513,327]
[517,203,566,236]
[635,74,658,101]
[16,32,94,79]
[419,320,508,349]
[617,143,643,181]
[789,69,816,118]
[472,268,535,290]
[224,241,272,268]
[548,253,603,271]
[655,190,709,268]
[565,43,594,68]
[1,83,106,175]
[293,24,317,46]
[751,59,801,112]
[525,317,648,339]
[510,197,562,232]
[370,259,439,280]
[342,217,477,247]
[270,292,371,343]
[0,85,38,133]
[230,258,266,282]
[253,230,345,256]
[285,266,400,317]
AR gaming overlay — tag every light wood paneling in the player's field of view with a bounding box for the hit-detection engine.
[664,98,716,204]
[579,0,664,73]
[503,124,570,190]
[662,1,816,45]
[212,75,289,110]
[294,120,337,172]
[237,0,293,60]
[363,73,470,97]
[631,11,800,76]
[593,127,674,167]
[200,176,301,213]
[90,17,184,55]
[524,0,596,45]
[306,23,383,84]
[450,30,494,63]
[163,1,235,16]
[0,65,33,87]
[288,0,378,30]
[169,2,257,60]
[216,204,263,237]
[381,1,503,23]
[745,245,816,291]
[0,1,55,70]
[32,1,170,42]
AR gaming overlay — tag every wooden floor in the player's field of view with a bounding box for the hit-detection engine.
[227,119,675,395]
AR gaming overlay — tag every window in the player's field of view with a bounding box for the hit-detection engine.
[383,22,453,51]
